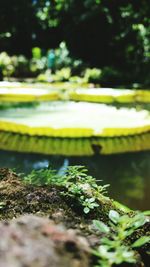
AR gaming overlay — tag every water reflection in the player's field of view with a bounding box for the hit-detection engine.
[0,150,149,211]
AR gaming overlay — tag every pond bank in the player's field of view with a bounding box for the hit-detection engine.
[0,168,149,266]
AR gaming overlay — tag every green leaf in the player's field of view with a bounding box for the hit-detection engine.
[132,213,147,229]
[113,201,131,212]
[0,202,6,209]
[132,236,150,248]
[142,210,150,216]
[84,207,90,214]
[89,197,95,202]
[109,210,120,224]
[93,220,110,233]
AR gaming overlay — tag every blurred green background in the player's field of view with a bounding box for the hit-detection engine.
[0,0,150,87]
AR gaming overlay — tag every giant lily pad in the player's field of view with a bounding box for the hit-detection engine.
[0,102,150,155]
[1,82,150,104]
[0,87,59,102]
[0,131,150,155]
[70,88,150,103]
[0,102,149,137]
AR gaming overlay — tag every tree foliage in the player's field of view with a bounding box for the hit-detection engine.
[0,0,150,85]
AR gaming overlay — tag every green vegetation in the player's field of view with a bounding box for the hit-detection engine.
[0,52,30,78]
[93,210,150,266]
[0,48,102,84]
[0,43,84,81]
[24,168,64,186]
[25,166,109,214]
[0,101,39,110]
[23,165,150,266]
[0,167,149,266]
[0,1,150,87]
[84,68,102,84]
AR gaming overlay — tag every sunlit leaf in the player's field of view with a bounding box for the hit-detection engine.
[142,210,150,216]
[132,213,147,228]
[93,220,110,233]
[132,236,150,248]
[109,210,120,224]
[83,207,90,213]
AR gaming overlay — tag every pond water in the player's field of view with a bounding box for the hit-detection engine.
[0,149,149,211]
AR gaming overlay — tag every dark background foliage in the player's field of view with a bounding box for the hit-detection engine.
[0,0,150,86]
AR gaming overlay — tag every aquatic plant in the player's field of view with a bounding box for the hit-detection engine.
[0,102,150,156]
[70,88,150,104]
[1,102,150,138]
[0,87,59,102]
[1,131,150,156]
[93,210,150,266]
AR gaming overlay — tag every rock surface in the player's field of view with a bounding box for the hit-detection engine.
[0,215,90,267]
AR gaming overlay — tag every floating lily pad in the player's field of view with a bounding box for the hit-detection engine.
[0,102,150,155]
[0,102,149,137]
[70,88,150,103]
[0,87,59,102]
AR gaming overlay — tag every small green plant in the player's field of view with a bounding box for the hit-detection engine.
[24,166,109,214]
[93,210,150,267]
[63,166,109,193]
[80,196,99,214]
[61,166,109,214]
[24,168,65,186]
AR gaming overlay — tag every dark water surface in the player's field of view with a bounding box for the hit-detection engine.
[0,149,149,211]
